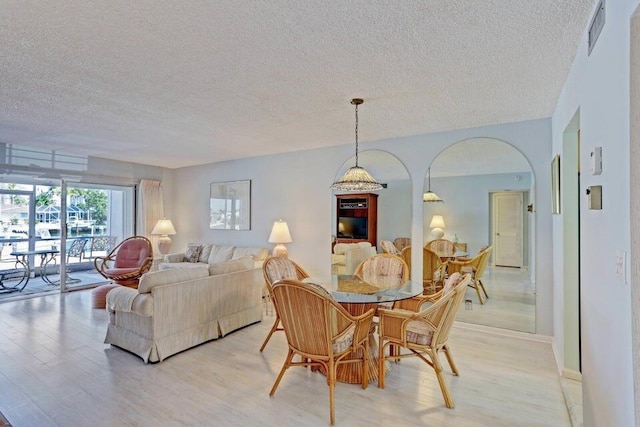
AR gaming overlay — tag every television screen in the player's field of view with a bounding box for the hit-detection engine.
[338,217,368,239]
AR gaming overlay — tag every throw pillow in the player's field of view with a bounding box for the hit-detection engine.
[185,244,203,263]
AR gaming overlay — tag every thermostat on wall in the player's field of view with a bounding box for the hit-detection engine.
[590,147,602,175]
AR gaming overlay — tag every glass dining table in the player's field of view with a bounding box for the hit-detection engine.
[303,274,423,384]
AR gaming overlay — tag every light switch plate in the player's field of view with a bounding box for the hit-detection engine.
[616,250,626,284]
[590,146,602,175]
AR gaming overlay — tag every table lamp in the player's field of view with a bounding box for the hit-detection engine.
[429,215,446,239]
[151,219,176,255]
[268,220,292,257]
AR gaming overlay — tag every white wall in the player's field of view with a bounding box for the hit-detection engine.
[425,172,533,260]
[169,117,553,335]
[551,1,638,425]
[376,180,412,246]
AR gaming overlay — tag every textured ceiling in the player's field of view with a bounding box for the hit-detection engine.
[0,1,595,169]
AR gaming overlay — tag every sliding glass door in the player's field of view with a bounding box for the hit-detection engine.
[59,182,135,290]
[0,179,135,299]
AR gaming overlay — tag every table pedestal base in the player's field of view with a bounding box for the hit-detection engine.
[318,302,391,384]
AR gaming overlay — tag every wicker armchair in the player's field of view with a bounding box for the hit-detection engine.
[269,279,375,426]
[260,256,309,352]
[354,254,409,312]
[399,246,447,295]
[425,238,456,259]
[380,240,400,256]
[354,253,409,281]
[393,237,411,252]
[93,236,153,288]
[377,273,472,408]
[447,246,492,304]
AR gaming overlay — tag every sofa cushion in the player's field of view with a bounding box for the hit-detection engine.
[208,256,254,275]
[185,244,203,263]
[232,246,268,261]
[138,267,209,294]
[159,262,207,271]
[208,245,235,264]
[199,244,213,263]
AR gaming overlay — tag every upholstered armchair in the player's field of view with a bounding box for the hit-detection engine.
[260,256,309,352]
[94,236,153,288]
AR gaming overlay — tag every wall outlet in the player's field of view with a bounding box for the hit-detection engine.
[616,250,626,284]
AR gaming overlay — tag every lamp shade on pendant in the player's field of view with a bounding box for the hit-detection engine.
[331,166,383,192]
[423,167,443,202]
[151,219,177,255]
[268,220,292,257]
[330,98,383,192]
[423,191,444,202]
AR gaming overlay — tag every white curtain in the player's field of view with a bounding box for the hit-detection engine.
[138,179,164,253]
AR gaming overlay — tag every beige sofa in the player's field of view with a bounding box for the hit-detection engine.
[159,243,269,273]
[104,259,263,363]
[331,242,376,275]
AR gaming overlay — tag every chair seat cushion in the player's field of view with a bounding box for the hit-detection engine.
[406,320,434,346]
[332,323,356,354]
[104,267,141,277]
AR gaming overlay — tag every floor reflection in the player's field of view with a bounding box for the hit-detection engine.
[455,266,535,333]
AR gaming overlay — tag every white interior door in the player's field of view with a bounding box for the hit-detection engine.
[492,192,524,267]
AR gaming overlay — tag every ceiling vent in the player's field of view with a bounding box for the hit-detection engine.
[588,0,605,55]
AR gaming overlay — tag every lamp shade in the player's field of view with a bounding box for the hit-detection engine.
[330,99,383,192]
[429,215,446,229]
[423,191,444,202]
[151,219,176,236]
[268,220,292,244]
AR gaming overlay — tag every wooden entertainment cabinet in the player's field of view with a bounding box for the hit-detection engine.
[335,193,378,247]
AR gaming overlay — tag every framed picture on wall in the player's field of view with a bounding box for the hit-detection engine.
[551,154,561,214]
[210,180,251,230]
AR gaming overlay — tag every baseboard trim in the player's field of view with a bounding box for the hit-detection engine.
[562,368,583,381]
[551,337,563,376]
[453,321,552,343]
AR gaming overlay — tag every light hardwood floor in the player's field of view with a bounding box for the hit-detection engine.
[456,266,536,333]
[0,290,569,426]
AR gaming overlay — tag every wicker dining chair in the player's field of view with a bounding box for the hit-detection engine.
[393,237,411,252]
[380,240,400,256]
[399,246,447,295]
[446,246,492,304]
[354,253,409,281]
[353,253,409,316]
[377,273,472,408]
[425,238,456,259]
[269,279,375,426]
[260,256,309,352]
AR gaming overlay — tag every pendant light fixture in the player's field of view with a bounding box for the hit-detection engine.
[330,98,383,192]
[423,167,444,202]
